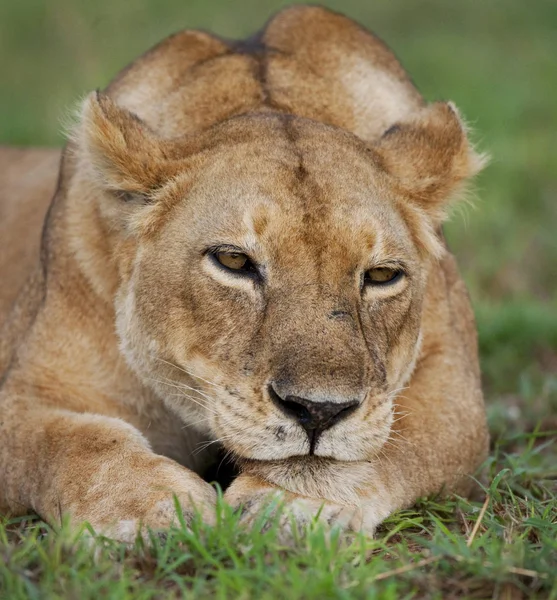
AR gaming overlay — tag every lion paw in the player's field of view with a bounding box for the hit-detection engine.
[224,474,373,540]
[69,457,217,543]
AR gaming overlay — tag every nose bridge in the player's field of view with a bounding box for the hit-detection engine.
[267,286,369,401]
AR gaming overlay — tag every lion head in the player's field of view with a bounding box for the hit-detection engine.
[69,6,485,466]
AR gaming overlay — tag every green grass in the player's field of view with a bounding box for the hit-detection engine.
[2,417,556,599]
[1,0,556,597]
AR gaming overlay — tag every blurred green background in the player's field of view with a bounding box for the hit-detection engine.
[1,0,556,403]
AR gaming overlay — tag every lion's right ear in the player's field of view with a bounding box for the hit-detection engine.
[77,92,184,200]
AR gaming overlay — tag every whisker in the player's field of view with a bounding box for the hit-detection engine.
[391,401,413,419]
[385,429,414,452]
[388,429,410,442]
[181,414,214,429]
[193,434,238,456]
[376,447,395,469]
[385,387,410,407]
[180,411,242,432]
[382,439,405,453]
[164,378,218,404]
[216,448,237,480]
[151,379,219,415]
[153,375,219,405]
[388,385,410,398]
[164,392,216,412]
[391,412,412,425]
[392,394,412,406]
[155,357,225,390]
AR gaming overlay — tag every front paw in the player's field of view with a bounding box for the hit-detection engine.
[69,456,217,543]
[224,474,367,538]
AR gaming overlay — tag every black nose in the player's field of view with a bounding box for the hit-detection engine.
[269,384,360,452]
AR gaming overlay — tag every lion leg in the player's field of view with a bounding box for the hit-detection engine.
[0,400,216,541]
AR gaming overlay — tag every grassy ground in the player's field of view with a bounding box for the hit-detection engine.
[1,422,556,599]
[1,0,556,598]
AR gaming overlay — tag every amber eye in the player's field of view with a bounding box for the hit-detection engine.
[215,252,248,270]
[364,267,403,286]
[212,250,258,275]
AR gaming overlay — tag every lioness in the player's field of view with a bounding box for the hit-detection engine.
[0,6,489,540]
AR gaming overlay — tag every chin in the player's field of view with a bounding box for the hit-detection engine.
[239,455,378,505]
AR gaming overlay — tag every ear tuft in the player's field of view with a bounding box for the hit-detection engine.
[77,91,178,197]
[375,102,488,221]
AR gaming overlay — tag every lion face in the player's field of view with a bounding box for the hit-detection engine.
[104,115,427,463]
[77,86,483,464]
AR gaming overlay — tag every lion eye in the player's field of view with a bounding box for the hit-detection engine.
[364,267,402,286]
[214,251,252,271]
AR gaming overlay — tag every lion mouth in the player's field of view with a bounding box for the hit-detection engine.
[241,454,339,471]
[198,444,336,491]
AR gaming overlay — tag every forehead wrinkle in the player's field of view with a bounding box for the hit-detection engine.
[272,117,401,278]
[370,201,419,261]
[272,117,420,265]
[241,201,276,256]
[333,190,419,262]
[277,115,334,284]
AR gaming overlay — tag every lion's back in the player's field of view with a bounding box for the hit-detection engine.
[0,147,60,325]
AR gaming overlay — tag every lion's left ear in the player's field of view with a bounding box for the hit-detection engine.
[374,102,488,222]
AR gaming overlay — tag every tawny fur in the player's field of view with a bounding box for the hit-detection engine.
[0,6,488,540]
